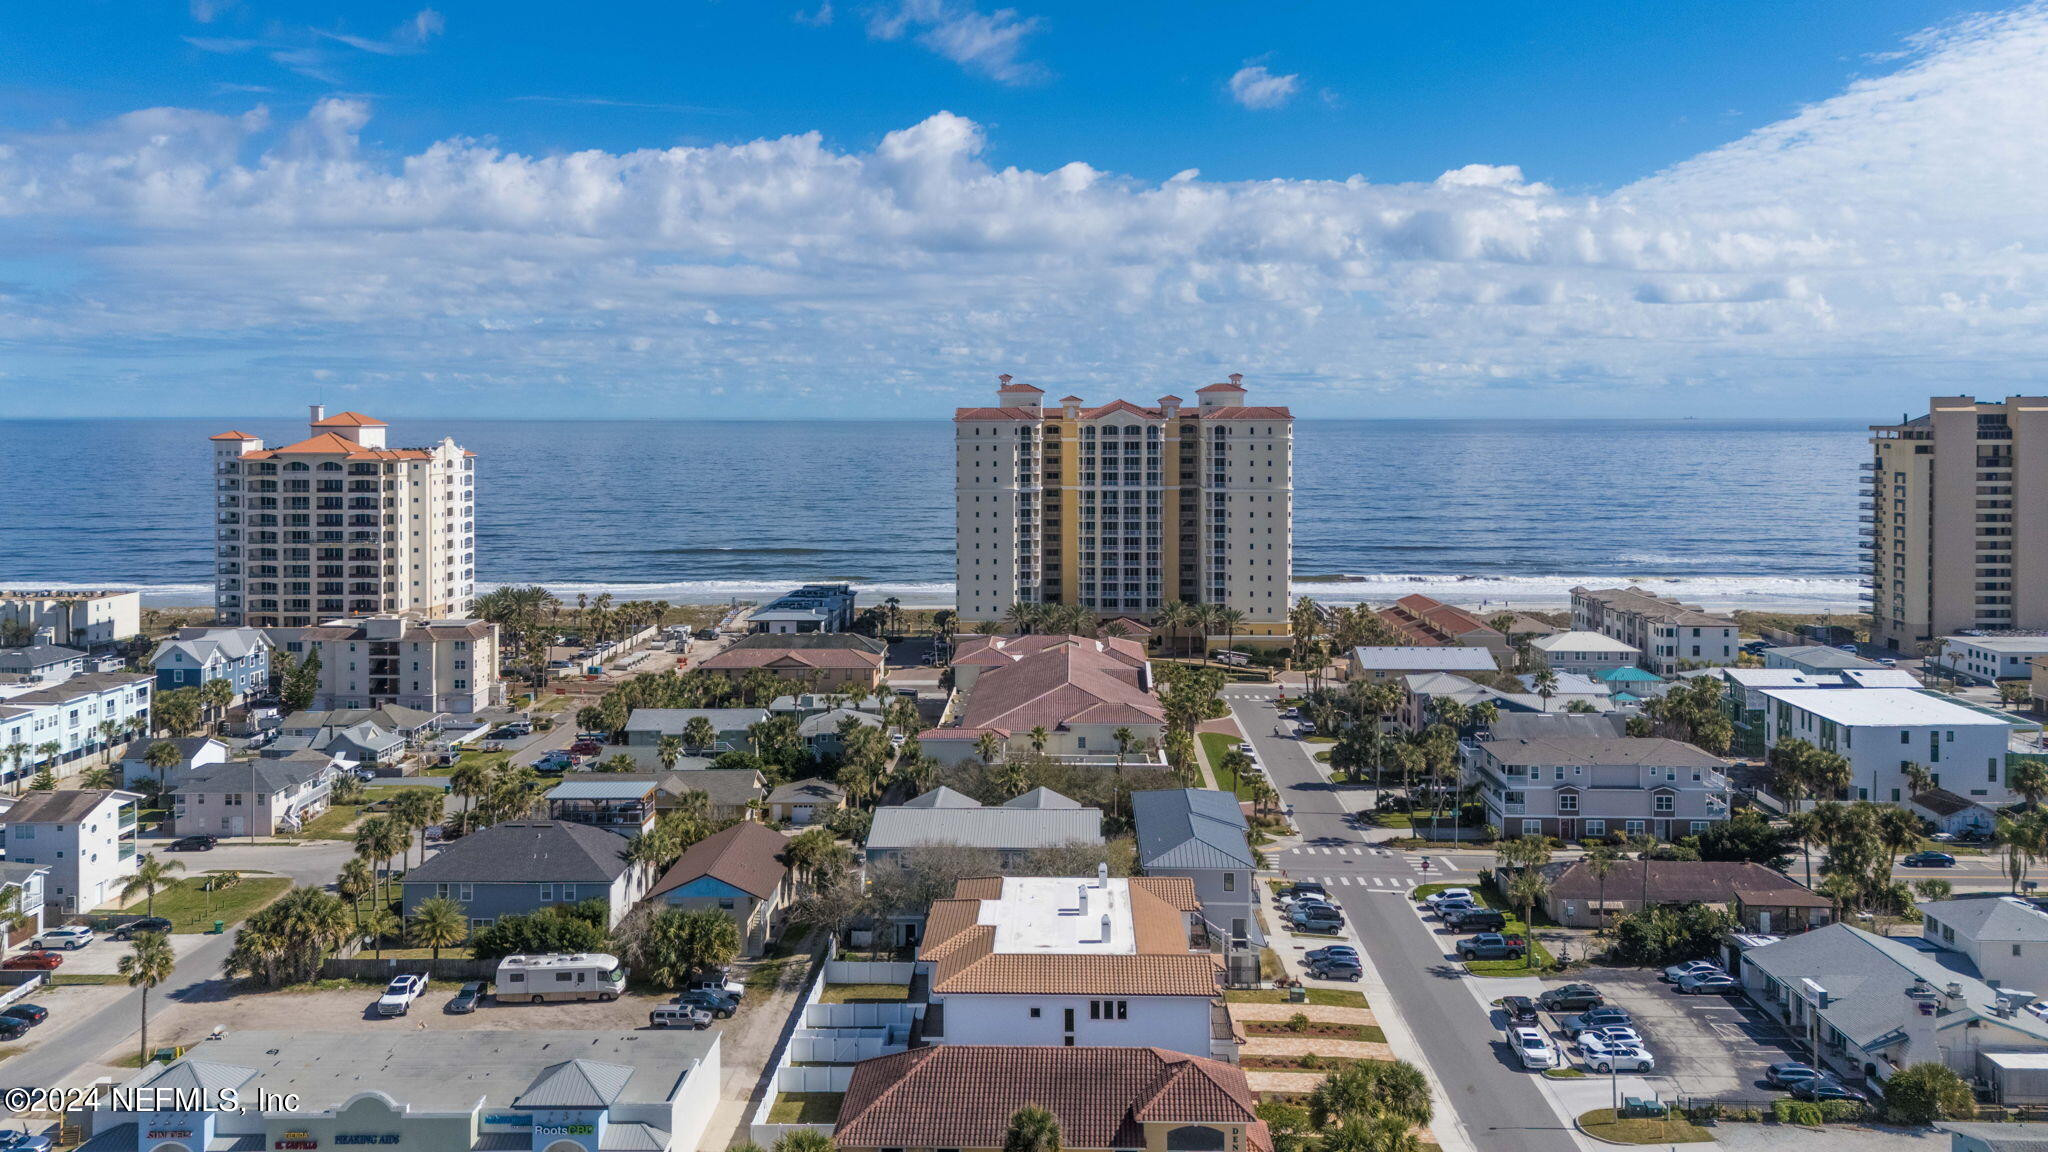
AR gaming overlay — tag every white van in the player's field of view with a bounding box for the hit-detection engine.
[494,953,628,1003]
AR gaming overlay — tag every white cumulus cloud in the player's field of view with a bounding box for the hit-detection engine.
[1227,63,1300,110]
[6,4,2048,416]
[864,0,1046,84]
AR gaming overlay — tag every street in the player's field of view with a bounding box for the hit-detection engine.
[1224,686,1586,1152]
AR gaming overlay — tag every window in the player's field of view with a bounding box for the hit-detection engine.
[1558,793,1579,813]
[1624,820,1646,835]
[1029,1007,1041,1018]
[1223,872,1237,893]
[1654,794,1675,814]
[1089,999,1129,1020]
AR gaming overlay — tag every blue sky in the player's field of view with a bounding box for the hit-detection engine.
[3,0,2047,418]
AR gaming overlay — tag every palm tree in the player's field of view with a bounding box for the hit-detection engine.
[358,904,400,958]
[2012,760,2048,810]
[1322,1118,1422,1152]
[96,718,123,765]
[449,760,492,815]
[79,765,115,790]
[337,856,375,922]
[199,679,235,734]
[1157,600,1193,658]
[143,740,182,796]
[1583,845,1620,935]
[1003,1105,1061,1152]
[1027,726,1050,754]
[408,896,469,960]
[771,1133,835,1152]
[1214,606,1247,660]
[657,734,685,770]
[2,743,27,795]
[974,731,1004,765]
[118,932,177,1065]
[1193,603,1222,663]
[1505,866,1550,969]
[1111,727,1136,767]
[1531,668,1559,711]
[119,854,187,918]
[682,716,718,754]
[33,741,61,784]
[1901,761,1935,800]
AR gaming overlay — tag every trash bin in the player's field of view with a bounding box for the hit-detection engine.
[212,921,225,935]
[1288,986,1307,1003]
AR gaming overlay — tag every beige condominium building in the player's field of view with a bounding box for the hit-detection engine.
[211,406,476,629]
[1868,396,2048,652]
[954,374,1292,638]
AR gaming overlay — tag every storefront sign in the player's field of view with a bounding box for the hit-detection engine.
[534,1125,594,1137]
[335,1136,400,1145]
[148,1131,193,1140]
[483,1116,530,1127]
[275,1131,317,1150]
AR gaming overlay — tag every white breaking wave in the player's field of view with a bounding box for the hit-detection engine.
[34,572,1864,614]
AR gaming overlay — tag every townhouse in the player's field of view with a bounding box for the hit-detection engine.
[149,627,272,701]
[1465,728,1732,841]
[0,788,142,914]
[0,671,153,787]
[1570,585,1739,675]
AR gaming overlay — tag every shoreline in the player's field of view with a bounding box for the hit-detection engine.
[20,571,1866,616]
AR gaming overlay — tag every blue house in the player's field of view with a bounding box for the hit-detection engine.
[149,628,272,701]
[647,822,792,955]
[400,820,651,929]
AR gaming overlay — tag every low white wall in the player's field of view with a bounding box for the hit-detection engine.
[823,958,916,984]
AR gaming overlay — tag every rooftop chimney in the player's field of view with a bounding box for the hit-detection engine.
[1229,373,1243,386]
[1100,912,1113,942]
[1096,861,1110,886]
[309,403,326,425]
[1078,885,1090,917]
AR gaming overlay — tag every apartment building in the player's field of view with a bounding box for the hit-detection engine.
[1570,586,1739,675]
[749,583,857,633]
[1938,635,2048,685]
[0,788,142,914]
[1868,397,2048,653]
[298,614,500,713]
[0,589,140,649]
[211,405,475,629]
[1760,687,2017,806]
[149,627,272,701]
[0,671,154,786]
[954,374,1292,639]
[1465,731,1733,842]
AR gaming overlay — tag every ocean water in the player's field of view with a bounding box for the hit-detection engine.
[0,417,1868,612]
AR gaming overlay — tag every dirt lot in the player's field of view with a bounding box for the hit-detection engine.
[138,981,689,1048]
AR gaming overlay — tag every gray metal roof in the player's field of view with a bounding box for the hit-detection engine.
[899,786,981,809]
[1486,713,1630,741]
[513,1059,635,1109]
[1350,646,1497,671]
[1921,896,2048,944]
[1479,734,1726,769]
[868,802,1103,852]
[1939,1122,2048,1149]
[1765,645,1886,670]
[547,779,657,800]
[0,644,84,669]
[621,708,769,735]
[1003,787,1082,810]
[175,757,329,797]
[1132,789,1254,871]
[1742,923,2048,1051]
[598,1123,672,1151]
[404,820,633,885]
[139,1059,260,1098]
[798,708,884,738]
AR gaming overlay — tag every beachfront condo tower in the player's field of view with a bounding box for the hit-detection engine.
[209,406,476,629]
[954,374,1293,639]
[1868,395,2048,652]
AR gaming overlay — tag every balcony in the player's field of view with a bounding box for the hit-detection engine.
[1859,461,1879,472]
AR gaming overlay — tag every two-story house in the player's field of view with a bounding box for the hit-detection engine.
[170,751,337,837]
[149,627,273,702]
[116,735,230,792]
[916,871,1227,1061]
[866,786,1104,876]
[646,821,794,955]
[1571,585,1739,675]
[546,779,659,835]
[1466,729,1732,841]
[1132,788,1260,947]
[1920,896,2048,990]
[0,671,153,785]
[399,820,650,929]
[0,789,142,913]
[0,862,50,947]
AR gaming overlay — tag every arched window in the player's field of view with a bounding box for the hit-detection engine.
[1166,1126,1227,1152]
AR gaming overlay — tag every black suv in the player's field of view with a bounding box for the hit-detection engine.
[111,917,173,940]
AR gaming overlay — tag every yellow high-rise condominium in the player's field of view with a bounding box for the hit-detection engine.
[953,373,1292,639]
[210,405,476,629]
[1868,395,2048,653]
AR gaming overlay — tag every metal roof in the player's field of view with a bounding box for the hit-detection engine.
[1921,896,2048,944]
[868,803,1103,852]
[1132,789,1255,871]
[513,1059,636,1109]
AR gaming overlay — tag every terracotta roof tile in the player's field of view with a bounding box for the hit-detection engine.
[209,430,258,441]
[836,1046,1266,1152]
[310,411,388,427]
[1196,381,1246,392]
[944,634,1163,734]
[1201,406,1291,419]
[917,876,1216,997]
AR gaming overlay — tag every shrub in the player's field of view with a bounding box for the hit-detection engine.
[1287,1012,1311,1033]
[1880,1061,1975,1125]
[1818,1100,1866,1123]
[1683,1103,1723,1123]
[1298,1052,1322,1069]
[1773,1100,1824,1126]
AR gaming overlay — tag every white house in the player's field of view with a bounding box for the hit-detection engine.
[916,872,1225,1060]
[1921,897,2048,991]
[1465,730,1732,842]
[0,789,142,914]
[1529,631,1642,675]
[0,645,87,685]
[1940,637,2048,685]
[0,671,154,788]
[1760,687,2018,806]
[116,735,230,791]
[0,862,50,947]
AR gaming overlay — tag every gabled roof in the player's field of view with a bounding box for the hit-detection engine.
[1480,734,1726,769]
[1197,380,1246,393]
[899,785,983,809]
[209,430,259,441]
[139,1059,260,1099]
[513,1059,633,1109]
[836,1046,1267,1152]
[1132,789,1255,871]
[648,821,790,901]
[403,821,633,885]
[1920,896,2048,943]
[1350,645,1497,671]
[1004,786,1082,810]
[869,794,1103,852]
[175,756,330,796]
[310,411,387,427]
[767,777,845,805]
[1,789,130,824]
[1544,859,1824,907]
[947,634,1163,732]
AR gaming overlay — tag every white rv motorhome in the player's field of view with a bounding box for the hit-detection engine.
[494,952,629,1003]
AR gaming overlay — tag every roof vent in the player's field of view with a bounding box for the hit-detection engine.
[1099,912,1113,942]
[1097,861,1110,886]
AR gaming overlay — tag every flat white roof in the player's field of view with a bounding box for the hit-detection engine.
[1532,631,1640,653]
[1721,668,1834,688]
[985,876,1137,956]
[1759,688,2011,728]
[1943,636,2048,654]
[1350,646,1496,671]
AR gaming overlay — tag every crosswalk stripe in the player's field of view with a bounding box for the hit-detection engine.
[1405,877,1417,888]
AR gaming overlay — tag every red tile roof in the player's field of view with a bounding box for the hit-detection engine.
[1378,594,1502,647]
[954,407,1043,421]
[946,635,1163,731]
[1202,406,1292,420]
[1197,381,1246,393]
[919,876,1214,996]
[836,1046,1267,1152]
[999,381,1045,394]
[238,432,435,461]
[209,430,258,441]
[310,411,388,427]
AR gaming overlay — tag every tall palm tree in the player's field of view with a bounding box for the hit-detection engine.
[2,743,28,796]
[1583,845,1620,935]
[408,896,469,960]
[357,904,400,959]
[1003,1105,1062,1152]
[199,679,235,734]
[79,766,115,790]
[143,740,182,797]
[2011,760,2048,810]
[1214,607,1247,660]
[1157,600,1193,658]
[119,854,187,918]
[1111,727,1135,768]
[118,932,177,1066]
[975,731,1004,765]
[33,741,62,784]
[1901,761,1935,799]
[657,734,687,770]
[682,716,718,754]
[1531,668,1559,711]
[1027,726,1050,754]
[337,856,375,923]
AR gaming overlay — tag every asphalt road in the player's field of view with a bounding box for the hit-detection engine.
[1,838,356,1096]
[1224,686,1584,1152]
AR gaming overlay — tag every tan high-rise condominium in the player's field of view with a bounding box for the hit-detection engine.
[210,405,476,629]
[954,374,1292,636]
[1868,395,2048,652]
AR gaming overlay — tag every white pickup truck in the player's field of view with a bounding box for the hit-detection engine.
[375,973,427,1016]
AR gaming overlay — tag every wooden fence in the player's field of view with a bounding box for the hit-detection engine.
[319,955,499,982]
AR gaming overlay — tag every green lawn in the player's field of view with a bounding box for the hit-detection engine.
[1577,1109,1711,1144]
[1225,988,1369,1009]
[768,1093,843,1124]
[102,875,291,931]
[819,982,909,1003]
[1410,883,1556,976]
[1198,732,1258,799]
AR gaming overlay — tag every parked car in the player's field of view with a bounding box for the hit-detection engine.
[678,989,738,1017]
[1281,894,1337,915]
[568,740,604,756]
[110,917,173,941]
[376,973,428,1016]
[1423,888,1474,912]
[651,1004,713,1029]
[1661,960,1725,983]
[30,926,92,951]
[1676,972,1740,995]
[1561,1007,1635,1037]
[1432,897,1482,917]
[446,981,487,1014]
[1902,851,1956,868]
[0,1019,27,1043]
[1790,1077,1866,1103]
[167,835,218,851]
[1237,742,1256,756]
[1305,945,1359,966]
[1291,905,1345,933]
[1765,1062,1826,1089]
[0,1004,48,1027]
[1537,984,1605,1012]
[2,953,61,972]
[1285,881,1330,901]
[1578,1035,1656,1073]
[1446,909,1508,933]
[1457,933,1527,961]
[1308,957,1364,981]
[0,1130,52,1152]
[1511,1027,1560,1071]
[1500,995,1538,1024]
[1587,1025,1646,1049]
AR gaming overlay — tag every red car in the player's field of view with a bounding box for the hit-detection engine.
[3,951,63,971]
[568,740,603,756]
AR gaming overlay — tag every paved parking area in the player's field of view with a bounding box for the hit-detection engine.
[35,932,213,975]
[1586,968,1805,1097]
